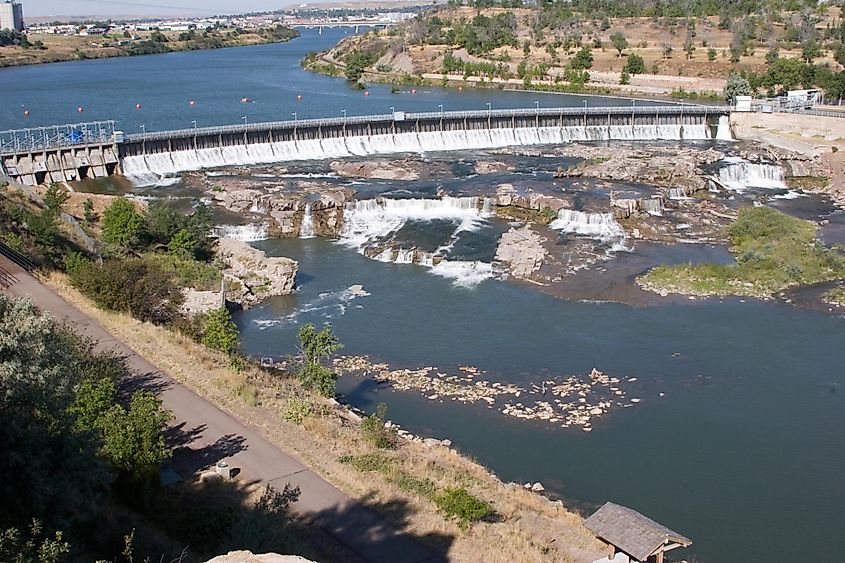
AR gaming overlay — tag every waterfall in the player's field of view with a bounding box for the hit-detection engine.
[668,187,688,200]
[299,203,315,238]
[214,223,269,242]
[122,124,714,186]
[339,195,492,286]
[718,159,786,191]
[641,198,663,216]
[550,209,625,241]
[481,197,495,218]
[716,115,733,141]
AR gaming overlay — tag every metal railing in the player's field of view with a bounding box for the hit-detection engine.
[0,241,36,272]
[0,121,117,155]
[123,105,727,143]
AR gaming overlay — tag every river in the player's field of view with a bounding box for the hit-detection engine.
[2,29,843,563]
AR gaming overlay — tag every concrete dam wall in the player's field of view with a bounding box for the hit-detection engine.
[1,106,730,186]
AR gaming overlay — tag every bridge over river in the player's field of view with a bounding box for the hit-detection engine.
[0,105,731,186]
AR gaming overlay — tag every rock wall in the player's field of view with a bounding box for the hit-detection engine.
[217,238,298,307]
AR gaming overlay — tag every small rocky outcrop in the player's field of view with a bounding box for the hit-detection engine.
[494,226,548,279]
[496,183,569,213]
[474,160,515,174]
[330,158,448,180]
[553,145,724,197]
[205,552,314,563]
[217,238,298,308]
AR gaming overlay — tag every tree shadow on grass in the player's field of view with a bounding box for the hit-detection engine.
[304,489,454,563]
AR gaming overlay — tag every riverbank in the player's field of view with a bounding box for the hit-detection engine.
[44,273,606,562]
[0,27,299,67]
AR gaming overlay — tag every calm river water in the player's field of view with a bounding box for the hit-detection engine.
[2,30,842,563]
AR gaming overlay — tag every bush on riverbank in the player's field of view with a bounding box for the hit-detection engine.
[639,207,845,297]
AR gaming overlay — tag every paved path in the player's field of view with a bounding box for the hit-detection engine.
[1,258,444,563]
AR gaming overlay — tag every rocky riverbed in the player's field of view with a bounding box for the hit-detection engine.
[333,356,640,431]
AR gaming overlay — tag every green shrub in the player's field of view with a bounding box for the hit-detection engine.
[142,253,222,290]
[70,258,183,324]
[201,308,240,355]
[283,396,313,424]
[361,403,399,449]
[434,487,492,529]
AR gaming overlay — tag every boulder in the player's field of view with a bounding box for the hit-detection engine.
[217,238,298,308]
[205,551,315,563]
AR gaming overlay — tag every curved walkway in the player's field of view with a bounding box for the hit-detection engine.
[1,257,444,563]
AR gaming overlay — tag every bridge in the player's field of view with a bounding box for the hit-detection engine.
[287,20,395,33]
[0,105,730,186]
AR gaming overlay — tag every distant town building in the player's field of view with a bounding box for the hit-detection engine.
[0,1,24,32]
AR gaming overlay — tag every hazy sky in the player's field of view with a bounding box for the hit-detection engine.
[24,0,322,17]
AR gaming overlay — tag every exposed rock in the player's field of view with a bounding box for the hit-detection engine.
[531,482,545,493]
[217,238,298,308]
[182,288,224,316]
[496,183,569,213]
[330,159,421,180]
[494,226,548,279]
[205,551,315,563]
[474,160,515,174]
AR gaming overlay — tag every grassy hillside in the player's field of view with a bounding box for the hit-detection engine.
[304,1,845,99]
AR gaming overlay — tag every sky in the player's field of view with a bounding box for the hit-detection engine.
[23,0,318,17]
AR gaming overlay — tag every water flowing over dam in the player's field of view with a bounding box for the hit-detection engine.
[1,105,731,186]
[717,158,787,191]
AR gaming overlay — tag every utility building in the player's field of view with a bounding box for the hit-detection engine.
[0,1,24,31]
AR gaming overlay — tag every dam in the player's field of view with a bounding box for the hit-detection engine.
[1,105,731,186]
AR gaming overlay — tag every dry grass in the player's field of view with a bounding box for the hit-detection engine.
[46,272,604,562]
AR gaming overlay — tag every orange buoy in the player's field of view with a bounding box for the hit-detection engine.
[135,103,142,109]
[411,88,416,94]
[241,97,250,104]
[297,94,302,101]
[458,86,463,91]
[23,110,29,117]
[189,100,196,107]
[77,106,84,113]
[364,90,369,96]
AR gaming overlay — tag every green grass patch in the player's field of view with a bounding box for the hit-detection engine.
[639,207,845,298]
[390,471,437,500]
[338,453,396,473]
[142,253,222,291]
[785,176,830,190]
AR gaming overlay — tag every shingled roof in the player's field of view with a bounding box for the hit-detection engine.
[584,502,692,562]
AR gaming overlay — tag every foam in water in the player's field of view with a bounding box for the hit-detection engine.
[550,210,625,241]
[214,223,269,242]
[641,198,663,216]
[122,124,713,186]
[299,203,315,238]
[718,159,786,191]
[430,260,494,287]
[339,196,492,286]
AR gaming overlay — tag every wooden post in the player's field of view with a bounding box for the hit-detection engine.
[655,550,664,563]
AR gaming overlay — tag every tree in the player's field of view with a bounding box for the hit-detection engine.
[570,46,593,70]
[102,197,144,248]
[684,30,696,60]
[201,308,240,356]
[296,324,342,397]
[707,48,717,61]
[167,228,198,258]
[801,40,822,64]
[0,520,70,563]
[662,44,673,59]
[83,198,95,224]
[610,32,627,57]
[724,73,752,103]
[99,391,172,480]
[623,53,645,75]
[619,70,630,85]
